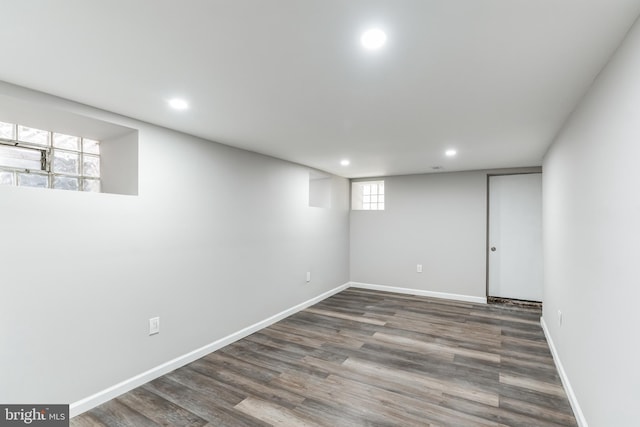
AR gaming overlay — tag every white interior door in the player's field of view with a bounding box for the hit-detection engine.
[488,173,543,301]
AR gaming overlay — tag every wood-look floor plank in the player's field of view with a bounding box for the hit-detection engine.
[342,356,501,407]
[78,399,159,427]
[141,376,270,427]
[499,396,578,426]
[72,289,577,426]
[499,373,567,397]
[304,307,387,325]
[187,357,306,409]
[274,372,437,427]
[70,413,110,427]
[234,397,321,427]
[200,350,281,383]
[373,331,501,363]
[442,395,575,427]
[115,387,208,427]
[164,364,246,406]
[324,373,508,427]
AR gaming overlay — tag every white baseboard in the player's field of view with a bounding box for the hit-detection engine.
[348,282,487,304]
[540,317,588,427]
[70,282,350,417]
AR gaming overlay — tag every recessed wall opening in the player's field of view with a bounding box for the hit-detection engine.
[0,93,138,196]
[309,170,331,208]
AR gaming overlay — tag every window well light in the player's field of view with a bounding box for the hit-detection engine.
[168,98,189,110]
[340,159,351,166]
[361,28,387,50]
[445,149,457,157]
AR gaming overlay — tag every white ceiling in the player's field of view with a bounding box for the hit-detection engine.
[1,0,639,178]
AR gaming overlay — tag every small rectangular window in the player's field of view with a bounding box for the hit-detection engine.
[352,180,385,210]
[0,120,101,193]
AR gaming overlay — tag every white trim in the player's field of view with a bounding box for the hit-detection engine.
[70,282,350,418]
[348,282,487,304]
[540,317,588,427]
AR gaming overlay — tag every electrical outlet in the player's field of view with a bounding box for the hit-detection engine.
[149,317,160,335]
[558,310,562,326]
[417,264,423,273]
[306,272,311,283]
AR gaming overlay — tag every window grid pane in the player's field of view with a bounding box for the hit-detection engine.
[17,172,48,188]
[0,169,15,186]
[82,138,100,154]
[53,133,80,151]
[53,150,80,175]
[0,122,15,140]
[53,175,80,191]
[367,182,384,210]
[83,154,100,178]
[82,178,100,192]
[18,126,49,146]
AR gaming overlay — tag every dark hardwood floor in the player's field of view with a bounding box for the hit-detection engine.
[71,288,577,426]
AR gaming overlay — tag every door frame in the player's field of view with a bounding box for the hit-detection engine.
[485,171,542,299]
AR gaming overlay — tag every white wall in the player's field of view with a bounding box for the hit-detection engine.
[0,83,350,405]
[543,16,640,427]
[351,172,487,299]
[350,169,539,300]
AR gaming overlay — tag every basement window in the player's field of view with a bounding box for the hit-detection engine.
[0,121,101,192]
[352,180,385,210]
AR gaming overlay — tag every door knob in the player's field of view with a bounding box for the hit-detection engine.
[490,246,496,252]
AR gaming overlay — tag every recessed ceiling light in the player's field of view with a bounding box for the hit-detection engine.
[445,149,457,157]
[169,98,189,110]
[340,159,351,166]
[361,28,387,50]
